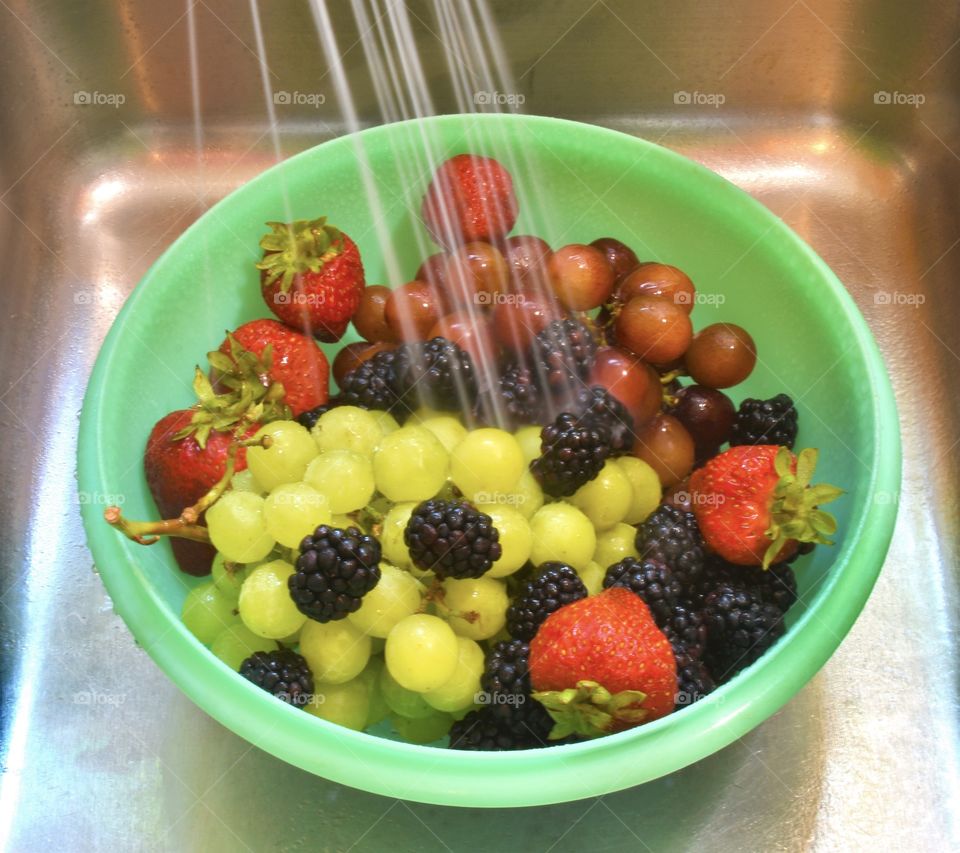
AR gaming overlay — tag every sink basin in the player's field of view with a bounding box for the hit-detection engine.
[2,0,957,848]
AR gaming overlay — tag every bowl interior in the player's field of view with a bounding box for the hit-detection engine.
[78,114,900,807]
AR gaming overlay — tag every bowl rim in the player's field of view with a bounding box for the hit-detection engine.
[77,112,901,808]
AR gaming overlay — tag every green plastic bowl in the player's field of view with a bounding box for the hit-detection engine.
[78,114,900,807]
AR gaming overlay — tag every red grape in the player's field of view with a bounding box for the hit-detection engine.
[669,385,735,452]
[428,311,498,368]
[492,293,563,354]
[589,346,662,428]
[547,243,615,311]
[353,284,397,343]
[614,296,693,364]
[384,281,445,341]
[590,237,640,283]
[415,252,450,290]
[445,241,509,306]
[632,413,695,488]
[619,263,696,314]
[685,323,756,388]
[500,235,551,290]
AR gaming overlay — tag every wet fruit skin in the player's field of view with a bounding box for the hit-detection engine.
[615,296,693,364]
[415,252,450,290]
[669,385,736,453]
[590,237,640,283]
[428,311,498,368]
[492,294,563,355]
[384,281,446,341]
[589,347,662,429]
[332,341,394,386]
[632,413,695,488]
[685,323,757,389]
[547,244,616,311]
[445,241,510,305]
[500,234,552,289]
[354,285,398,343]
[618,263,697,314]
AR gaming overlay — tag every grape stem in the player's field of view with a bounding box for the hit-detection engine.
[424,578,479,623]
[659,368,684,407]
[103,433,272,546]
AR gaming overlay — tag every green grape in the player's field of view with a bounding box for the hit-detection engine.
[379,666,436,718]
[390,711,453,744]
[476,503,532,578]
[419,415,468,452]
[449,428,524,501]
[568,459,632,531]
[306,679,369,731]
[237,560,306,639]
[246,420,317,491]
[423,636,485,712]
[182,582,238,644]
[578,560,606,596]
[230,468,265,495]
[206,491,276,563]
[358,657,390,727]
[210,623,278,670]
[277,625,303,645]
[510,468,544,520]
[370,410,400,436]
[263,482,331,548]
[369,636,386,655]
[529,503,597,571]
[593,522,640,569]
[616,456,663,525]
[450,703,478,721]
[514,424,543,464]
[210,552,250,602]
[312,406,385,457]
[303,449,375,514]
[373,426,449,503]
[300,618,371,684]
[380,502,416,569]
[330,514,357,529]
[439,576,508,640]
[385,614,459,692]
[347,563,423,638]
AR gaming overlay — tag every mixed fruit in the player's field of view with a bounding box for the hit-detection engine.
[105,152,842,749]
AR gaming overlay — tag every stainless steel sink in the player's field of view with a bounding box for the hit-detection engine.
[1,0,957,849]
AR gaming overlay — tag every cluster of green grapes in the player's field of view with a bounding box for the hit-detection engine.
[180,405,662,742]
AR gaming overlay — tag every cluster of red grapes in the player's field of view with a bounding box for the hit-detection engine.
[331,233,758,490]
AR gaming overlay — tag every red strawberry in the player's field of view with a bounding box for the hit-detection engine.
[529,587,677,738]
[213,319,329,417]
[689,445,843,567]
[421,154,519,247]
[257,218,365,342]
[144,408,258,575]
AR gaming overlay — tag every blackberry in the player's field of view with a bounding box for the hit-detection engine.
[404,499,502,579]
[675,657,716,707]
[338,348,412,416]
[295,397,341,431]
[480,639,531,698]
[530,412,612,497]
[394,336,476,411]
[703,583,786,681]
[635,504,706,590]
[239,649,314,707]
[533,318,597,389]
[692,556,798,615]
[499,364,545,426]
[665,601,708,659]
[447,701,556,751]
[569,385,635,453]
[289,525,381,622]
[506,563,588,641]
[730,393,798,449]
[602,558,681,627]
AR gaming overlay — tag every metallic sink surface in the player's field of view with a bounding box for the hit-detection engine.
[1,1,958,850]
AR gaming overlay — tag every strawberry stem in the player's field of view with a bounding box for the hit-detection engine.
[762,447,844,568]
[255,217,344,292]
[532,680,649,739]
